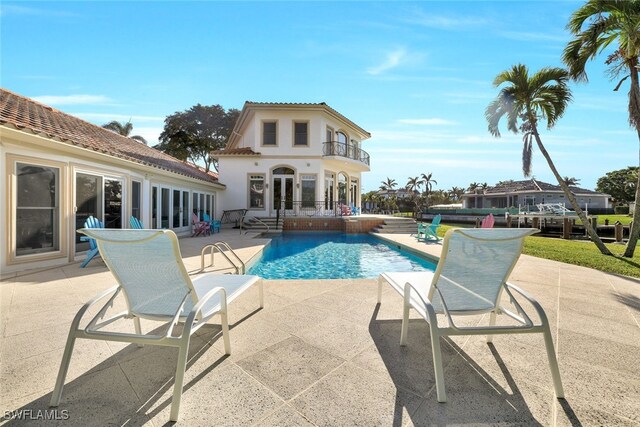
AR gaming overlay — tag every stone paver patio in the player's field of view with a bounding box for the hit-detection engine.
[1,229,639,426]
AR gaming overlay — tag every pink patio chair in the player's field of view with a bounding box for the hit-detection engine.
[481,213,495,228]
[192,212,210,237]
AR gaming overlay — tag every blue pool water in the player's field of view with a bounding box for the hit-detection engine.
[248,232,436,279]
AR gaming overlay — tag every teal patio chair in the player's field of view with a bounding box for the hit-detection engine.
[129,216,144,229]
[203,213,221,233]
[417,214,441,241]
[51,229,264,422]
[378,228,564,403]
[79,216,103,268]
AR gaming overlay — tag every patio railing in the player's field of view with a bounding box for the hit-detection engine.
[278,200,356,217]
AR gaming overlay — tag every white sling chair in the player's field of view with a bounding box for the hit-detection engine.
[50,229,263,422]
[378,228,564,403]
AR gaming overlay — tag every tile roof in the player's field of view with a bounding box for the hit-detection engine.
[0,88,220,185]
[210,147,260,156]
[475,179,603,195]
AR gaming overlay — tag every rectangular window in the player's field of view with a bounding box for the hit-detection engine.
[16,163,60,256]
[249,175,265,209]
[131,181,141,221]
[263,122,277,145]
[294,122,308,146]
[301,175,316,208]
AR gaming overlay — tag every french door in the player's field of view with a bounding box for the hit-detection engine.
[272,175,294,215]
[75,172,122,253]
[151,186,190,231]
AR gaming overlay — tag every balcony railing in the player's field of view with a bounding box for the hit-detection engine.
[323,141,370,166]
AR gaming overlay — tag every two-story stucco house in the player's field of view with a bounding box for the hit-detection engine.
[212,102,371,218]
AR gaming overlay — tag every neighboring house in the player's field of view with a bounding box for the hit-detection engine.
[0,88,224,274]
[212,102,370,217]
[461,179,610,210]
[376,189,418,200]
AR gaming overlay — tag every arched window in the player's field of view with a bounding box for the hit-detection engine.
[272,167,294,175]
[337,132,347,144]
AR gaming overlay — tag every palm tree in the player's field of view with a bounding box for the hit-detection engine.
[449,186,465,202]
[419,172,437,206]
[563,0,640,257]
[406,176,422,217]
[380,177,397,191]
[406,176,421,193]
[102,120,148,144]
[486,63,612,255]
[563,176,581,186]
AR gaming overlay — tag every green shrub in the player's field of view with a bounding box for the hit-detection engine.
[614,205,630,215]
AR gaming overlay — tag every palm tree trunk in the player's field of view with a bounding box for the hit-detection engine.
[623,65,640,258]
[531,127,613,256]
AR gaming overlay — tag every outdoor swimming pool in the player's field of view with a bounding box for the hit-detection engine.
[247,232,436,279]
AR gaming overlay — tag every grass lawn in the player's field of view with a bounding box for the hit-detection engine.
[437,224,640,279]
[593,214,633,226]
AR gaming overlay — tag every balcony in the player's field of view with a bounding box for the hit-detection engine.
[323,141,370,166]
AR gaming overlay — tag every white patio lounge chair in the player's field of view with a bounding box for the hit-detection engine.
[50,229,263,422]
[377,228,564,403]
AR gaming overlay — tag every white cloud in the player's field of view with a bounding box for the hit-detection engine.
[404,10,489,30]
[33,94,112,106]
[0,4,77,17]
[497,31,567,43]
[397,118,457,126]
[367,48,407,75]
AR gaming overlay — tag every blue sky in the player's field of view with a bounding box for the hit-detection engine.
[1,1,636,193]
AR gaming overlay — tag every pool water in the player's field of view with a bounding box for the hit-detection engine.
[248,232,436,279]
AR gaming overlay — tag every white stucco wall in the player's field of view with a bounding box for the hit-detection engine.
[218,156,362,217]
[1,129,222,275]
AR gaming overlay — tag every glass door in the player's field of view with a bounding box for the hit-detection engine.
[75,173,122,254]
[104,179,122,229]
[76,173,102,252]
[272,176,294,214]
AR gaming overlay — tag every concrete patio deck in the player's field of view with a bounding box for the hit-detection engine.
[1,229,638,426]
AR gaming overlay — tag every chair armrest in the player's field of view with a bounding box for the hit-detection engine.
[72,285,120,331]
[504,282,548,326]
[185,286,228,334]
[402,281,438,324]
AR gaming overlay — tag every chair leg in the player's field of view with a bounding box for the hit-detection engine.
[221,311,231,355]
[49,330,78,406]
[400,298,410,346]
[377,277,383,304]
[169,339,190,422]
[542,324,565,398]
[487,311,497,343]
[134,317,144,348]
[80,248,99,268]
[429,328,447,403]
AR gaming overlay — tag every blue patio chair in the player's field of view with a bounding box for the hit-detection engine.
[417,214,441,242]
[350,204,361,215]
[129,216,144,229]
[79,216,104,268]
[203,213,221,233]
